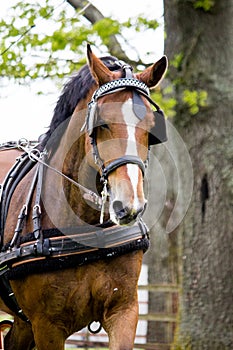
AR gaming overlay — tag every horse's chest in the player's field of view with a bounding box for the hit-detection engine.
[86,253,142,310]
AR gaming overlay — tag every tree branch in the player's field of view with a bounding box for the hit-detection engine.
[66,0,145,67]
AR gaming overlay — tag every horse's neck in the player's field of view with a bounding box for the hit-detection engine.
[42,113,102,229]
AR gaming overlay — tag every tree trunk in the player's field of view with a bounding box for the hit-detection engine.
[163,0,233,348]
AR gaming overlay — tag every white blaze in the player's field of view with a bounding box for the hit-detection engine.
[121,99,140,208]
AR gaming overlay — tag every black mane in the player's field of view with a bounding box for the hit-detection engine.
[41,55,124,147]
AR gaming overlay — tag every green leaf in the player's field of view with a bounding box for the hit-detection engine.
[0,0,163,83]
[93,18,120,41]
[193,0,215,11]
[151,86,177,118]
[170,53,184,70]
[182,89,208,115]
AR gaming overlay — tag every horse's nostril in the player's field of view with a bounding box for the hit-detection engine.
[112,200,145,224]
[112,200,126,219]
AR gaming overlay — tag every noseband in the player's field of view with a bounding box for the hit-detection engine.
[102,155,145,180]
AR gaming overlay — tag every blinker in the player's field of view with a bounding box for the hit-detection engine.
[149,110,167,145]
[132,91,147,120]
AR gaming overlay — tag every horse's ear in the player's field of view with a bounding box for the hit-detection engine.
[136,56,168,88]
[87,44,114,86]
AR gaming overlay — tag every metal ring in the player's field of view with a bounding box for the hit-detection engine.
[28,148,41,162]
[88,321,102,334]
[18,138,29,148]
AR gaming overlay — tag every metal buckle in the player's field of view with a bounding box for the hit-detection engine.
[100,180,109,224]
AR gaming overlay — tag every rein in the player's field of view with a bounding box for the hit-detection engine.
[18,142,109,225]
[19,142,103,207]
[0,140,38,152]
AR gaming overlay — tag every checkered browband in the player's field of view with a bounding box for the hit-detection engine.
[91,78,150,103]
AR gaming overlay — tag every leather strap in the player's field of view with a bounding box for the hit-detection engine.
[101,155,146,180]
[32,164,43,240]
[132,90,147,120]
[0,219,148,266]
[0,154,36,248]
[0,270,29,323]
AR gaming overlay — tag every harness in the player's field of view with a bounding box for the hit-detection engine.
[0,63,167,324]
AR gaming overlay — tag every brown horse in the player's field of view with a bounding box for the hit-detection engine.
[0,45,167,349]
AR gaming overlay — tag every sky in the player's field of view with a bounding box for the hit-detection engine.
[0,0,164,143]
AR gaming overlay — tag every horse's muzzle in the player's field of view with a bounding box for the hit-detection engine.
[112,200,146,225]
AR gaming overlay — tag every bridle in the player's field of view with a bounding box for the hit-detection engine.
[82,64,166,185]
[79,63,167,222]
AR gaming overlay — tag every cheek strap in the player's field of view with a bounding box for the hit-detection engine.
[132,90,147,120]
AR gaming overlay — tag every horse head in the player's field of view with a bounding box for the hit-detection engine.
[83,45,168,225]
